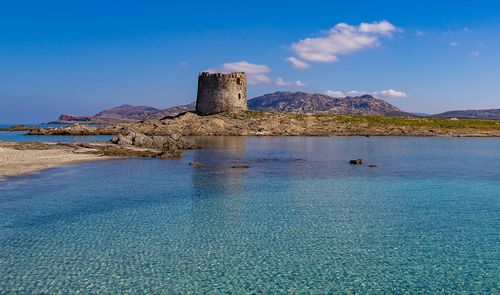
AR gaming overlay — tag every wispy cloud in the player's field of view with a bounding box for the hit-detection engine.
[415,30,425,36]
[207,61,272,84]
[450,42,460,47]
[287,20,401,68]
[378,89,408,98]
[326,89,407,99]
[325,90,345,98]
[276,77,306,87]
[208,61,307,86]
[469,50,480,56]
[285,57,309,69]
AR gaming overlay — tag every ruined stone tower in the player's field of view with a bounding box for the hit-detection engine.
[196,72,247,115]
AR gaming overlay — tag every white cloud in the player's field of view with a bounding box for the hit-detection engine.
[327,89,407,99]
[208,61,307,86]
[207,61,271,84]
[347,90,366,96]
[276,77,306,87]
[293,80,306,86]
[325,90,346,98]
[450,42,460,47]
[359,20,399,36]
[416,30,425,36]
[286,57,309,69]
[379,89,407,98]
[289,20,400,66]
[469,50,480,56]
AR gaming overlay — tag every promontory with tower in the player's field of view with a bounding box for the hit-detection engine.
[26,71,500,138]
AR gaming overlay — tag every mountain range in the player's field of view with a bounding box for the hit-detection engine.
[248,91,409,116]
[48,91,499,124]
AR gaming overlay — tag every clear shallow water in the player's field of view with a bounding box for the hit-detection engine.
[0,136,498,293]
[0,124,112,142]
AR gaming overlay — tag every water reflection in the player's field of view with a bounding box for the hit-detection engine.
[190,136,247,198]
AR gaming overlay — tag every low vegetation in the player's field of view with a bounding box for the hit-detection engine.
[27,111,500,137]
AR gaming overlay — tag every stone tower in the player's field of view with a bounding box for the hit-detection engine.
[196,72,247,115]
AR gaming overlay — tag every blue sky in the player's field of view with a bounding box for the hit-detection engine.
[1,0,499,123]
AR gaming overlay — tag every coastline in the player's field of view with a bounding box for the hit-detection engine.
[0,143,111,179]
[0,133,198,178]
[27,112,500,137]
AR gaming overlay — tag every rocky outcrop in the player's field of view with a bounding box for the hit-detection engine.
[75,142,184,158]
[4,131,198,159]
[0,125,40,132]
[28,123,116,136]
[111,131,197,152]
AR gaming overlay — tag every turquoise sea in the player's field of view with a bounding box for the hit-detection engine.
[0,136,499,293]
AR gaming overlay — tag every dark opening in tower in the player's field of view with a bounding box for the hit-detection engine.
[238,93,241,100]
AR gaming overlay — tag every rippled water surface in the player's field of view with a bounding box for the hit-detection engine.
[0,136,499,293]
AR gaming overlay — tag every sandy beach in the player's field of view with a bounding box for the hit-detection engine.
[0,133,197,178]
[0,143,108,178]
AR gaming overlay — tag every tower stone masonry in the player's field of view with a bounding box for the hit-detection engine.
[196,72,247,115]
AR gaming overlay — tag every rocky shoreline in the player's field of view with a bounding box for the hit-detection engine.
[28,111,500,137]
[0,132,198,178]
[2,111,499,178]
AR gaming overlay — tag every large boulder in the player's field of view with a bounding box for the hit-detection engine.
[111,131,196,151]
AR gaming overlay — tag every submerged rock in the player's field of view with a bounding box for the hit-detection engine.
[189,161,206,167]
[349,159,363,165]
[368,164,378,168]
[231,164,250,169]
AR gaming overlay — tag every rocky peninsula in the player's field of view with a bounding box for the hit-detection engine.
[29,111,500,137]
[2,111,499,178]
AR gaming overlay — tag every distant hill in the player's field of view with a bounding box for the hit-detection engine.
[248,91,409,116]
[146,102,196,119]
[433,109,500,119]
[411,112,431,117]
[95,105,160,121]
[49,103,195,124]
[49,91,413,124]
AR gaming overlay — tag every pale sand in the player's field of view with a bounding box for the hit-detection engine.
[0,146,108,178]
